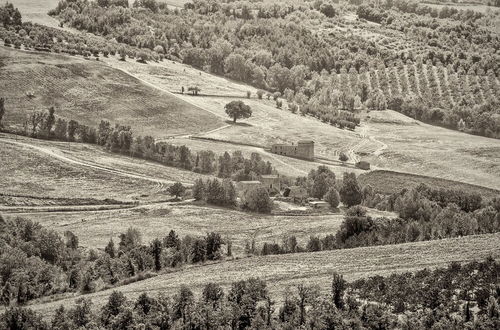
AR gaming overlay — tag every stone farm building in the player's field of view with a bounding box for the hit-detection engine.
[260,175,281,194]
[236,175,281,197]
[271,140,314,160]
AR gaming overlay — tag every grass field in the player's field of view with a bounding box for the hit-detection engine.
[24,232,500,317]
[359,170,500,199]
[0,46,223,138]
[1,0,62,28]
[0,133,213,203]
[361,111,500,191]
[3,203,352,253]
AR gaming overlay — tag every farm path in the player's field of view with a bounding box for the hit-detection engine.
[0,134,193,187]
[346,122,387,164]
[110,66,228,121]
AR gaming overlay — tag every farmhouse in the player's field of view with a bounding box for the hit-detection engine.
[271,140,314,160]
[236,181,262,198]
[260,174,281,194]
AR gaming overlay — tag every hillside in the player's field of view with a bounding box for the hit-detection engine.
[359,169,500,198]
[0,46,223,137]
[24,232,500,317]
[0,133,212,204]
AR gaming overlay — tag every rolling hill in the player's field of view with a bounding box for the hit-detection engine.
[23,232,500,317]
[0,46,223,138]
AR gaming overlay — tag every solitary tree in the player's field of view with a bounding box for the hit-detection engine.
[168,182,186,200]
[225,100,252,123]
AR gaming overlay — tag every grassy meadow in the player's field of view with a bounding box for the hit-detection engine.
[0,47,223,138]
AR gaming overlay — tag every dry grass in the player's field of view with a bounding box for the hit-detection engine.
[3,202,354,254]
[361,111,500,191]
[25,232,500,317]
[2,0,63,28]
[0,47,222,138]
[359,170,500,199]
[0,133,211,203]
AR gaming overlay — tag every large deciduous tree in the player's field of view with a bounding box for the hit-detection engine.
[225,100,252,123]
[339,172,362,207]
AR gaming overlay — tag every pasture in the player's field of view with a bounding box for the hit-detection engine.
[0,133,211,204]
[105,53,500,190]
[0,46,223,138]
[3,202,353,254]
[25,232,500,316]
[361,111,500,191]
[359,170,500,199]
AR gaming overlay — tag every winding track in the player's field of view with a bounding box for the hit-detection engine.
[0,134,193,187]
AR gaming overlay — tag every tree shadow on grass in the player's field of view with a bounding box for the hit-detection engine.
[225,120,253,127]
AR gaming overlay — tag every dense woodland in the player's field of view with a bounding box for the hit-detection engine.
[1,258,499,329]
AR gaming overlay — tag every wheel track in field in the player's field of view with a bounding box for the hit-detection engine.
[0,135,192,187]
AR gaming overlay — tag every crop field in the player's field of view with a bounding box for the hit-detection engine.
[2,203,355,252]
[0,46,223,138]
[359,110,500,191]
[0,133,212,204]
[359,170,500,198]
[25,232,500,317]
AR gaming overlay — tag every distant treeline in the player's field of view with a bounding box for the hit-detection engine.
[2,258,499,329]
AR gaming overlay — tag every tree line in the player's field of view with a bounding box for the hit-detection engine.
[0,105,276,181]
[257,181,499,255]
[2,258,499,329]
[0,214,227,306]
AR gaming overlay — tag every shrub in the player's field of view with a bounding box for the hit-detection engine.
[246,91,251,98]
[257,90,264,99]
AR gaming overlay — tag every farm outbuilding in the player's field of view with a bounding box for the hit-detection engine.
[309,200,330,210]
[260,174,281,194]
[236,181,262,198]
[271,140,314,160]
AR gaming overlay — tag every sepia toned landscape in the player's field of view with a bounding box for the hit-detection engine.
[0,0,499,329]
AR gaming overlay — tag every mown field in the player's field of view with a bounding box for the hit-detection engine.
[0,133,212,204]
[359,170,500,199]
[24,232,500,317]
[3,203,351,253]
[0,46,223,138]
